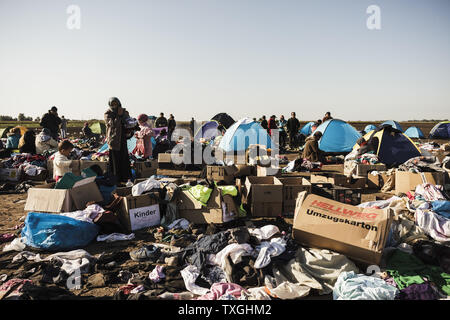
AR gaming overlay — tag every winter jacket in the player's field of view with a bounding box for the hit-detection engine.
[6,134,20,149]
[302,136,322,162]
[40,112,62,138]
[104,107,130,151]
[286,117,300,134]
[155,116,168,128]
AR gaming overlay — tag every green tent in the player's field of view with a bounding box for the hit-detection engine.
[89,122,106,135]
[0,126,13,138]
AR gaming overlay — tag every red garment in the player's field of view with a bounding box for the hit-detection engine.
[268,118,277,136]
[132,123,153,159]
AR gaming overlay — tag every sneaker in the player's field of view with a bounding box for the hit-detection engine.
[129,245,161,262]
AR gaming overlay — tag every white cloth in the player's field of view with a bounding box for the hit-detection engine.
[213,243,254,270]
[53,151,73,179]
[180,264,210,296]
[358,196,401,209]
[167,218,190,230]
[60,204,105,224]
[248,225,280,241]
[35,134,58,155]
[149,265,165,283]
[415,183,446,202]
[254,237,286,269]
[96,233,135,242]
[132,177,160,196]
[2,237,26,252]
[415,209,450,243]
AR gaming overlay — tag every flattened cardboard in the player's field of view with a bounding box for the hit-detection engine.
[310,173,366,189]
[321,164,344,173]
[292,193,393,265]
[395,171,446,194]
[70,176,104,210]
[24,183,73,213]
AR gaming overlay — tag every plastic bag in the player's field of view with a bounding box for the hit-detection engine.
[21,212,99,251]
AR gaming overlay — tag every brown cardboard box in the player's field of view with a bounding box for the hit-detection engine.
[292,192,393,265]
[244,176,283,217]
[80,160,108,174]
[177,187,238,224]
[278,177,312,215]
[257,165,281,177]
[47,159,81,178]
[310,173,366,189]
[206,165,238,184]
[321,164,344,173]
[158,153,173,169]
[24,176,103,213]
[234,164,256,177]
[395,171,446,194]
[134,160,158,178]
[115,188,161,232]
[366,172,389,189]
[355,164,387,177]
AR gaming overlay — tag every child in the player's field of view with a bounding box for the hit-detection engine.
[132,113,153,159]
[53,140,75,182]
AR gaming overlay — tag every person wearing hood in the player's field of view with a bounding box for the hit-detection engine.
[6,127,21,150]
[104,97,132,184]
[132,113,153,159]
[40,106,62,139]
[35,128,58,154]
[302,131,323,162]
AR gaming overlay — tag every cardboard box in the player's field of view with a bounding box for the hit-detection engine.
[116,188,161,232]
[79,160,108,174]
[355,164,387,177]
[134,160,158,178]
[244,176,283,217]
[158,153,173,169]
[310,173,366,189]
[0,168,21,182]
[395,171,446,194]
[257,165,281,177]
[24,176,103,213]
[278,177,312,215]
[207,165,238,184]
[366,172,390,190]
[292,193,393,265]
[321,164,344,173]
[234,164,256,177]
[47,159,81,177]
[177,187,238,224]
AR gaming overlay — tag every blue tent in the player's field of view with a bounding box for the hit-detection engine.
[218,118,272,152]
[300,122,315,136]
[364,124,377,133]
[429,121,450,139]
[313,119,361,153]
[194,121,220,141]
[404,126,425,139]
[381,120,403,132]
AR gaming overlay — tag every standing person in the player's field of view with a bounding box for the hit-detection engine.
[132,114,153,159]
[167,114,176,141]
[35,128,58,154]
[104,97,132,185]
[286,112,300,149]
[260,116,268,131]
[322,112,333,123]
[278,115,287,148]
[190,117,196,136]
[40,106,62,140]
[19,130,36,154]
[155,112,168,128]
[268,115,277,136]
[60,116,68,139]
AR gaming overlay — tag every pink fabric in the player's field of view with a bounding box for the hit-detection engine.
[197,283,245,300]
[133,123,153,158]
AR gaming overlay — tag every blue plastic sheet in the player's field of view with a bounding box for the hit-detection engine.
[431,201,450,219]
[22,212,99,251]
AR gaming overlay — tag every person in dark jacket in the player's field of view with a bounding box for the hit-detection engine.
[286,112,300,149]
[155,113,168,128]
[104,97,132,184]
[168,114,176,141]
[260,116,268,130]
[268,115,277,136]
[40,106,62,140]
[302,131,323,162]
[190,117,196,136]
[322,112,333,123]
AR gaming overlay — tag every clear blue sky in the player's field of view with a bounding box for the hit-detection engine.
[0,0,449,121]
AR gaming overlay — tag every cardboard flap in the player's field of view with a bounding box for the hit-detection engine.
[24,188,68,213]
[73,176,97,188]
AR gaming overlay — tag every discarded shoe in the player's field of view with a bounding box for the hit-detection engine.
[129,245,161,262]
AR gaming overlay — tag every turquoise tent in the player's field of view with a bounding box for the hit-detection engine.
[404,126,425,139]
[364,124,377,133]
[218,118,272,152]
[381,120,403,132]
[313,119,361,153]
[300,122,315,136]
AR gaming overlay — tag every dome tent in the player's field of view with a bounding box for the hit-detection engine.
[364,124,377,133]
[353,125,421,167]
[211,113,235,129]
[381,120,403,132]
[218,118,272,152]
[194,121,220,141]
[300,122,315,136]
[89,122,106,135]
[404,126,425,139]
[429,121,450,139]
[312,119,361,153]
